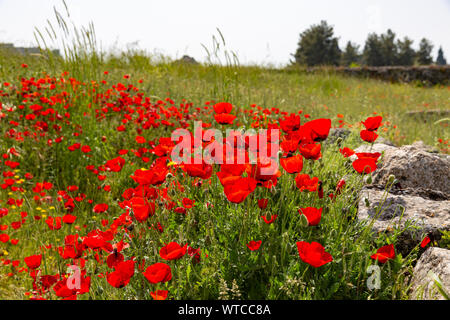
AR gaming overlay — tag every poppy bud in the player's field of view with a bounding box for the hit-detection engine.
[388,174,396,185]
[318,181,324,199]
[365,174,373,184]
[299,214,309,227]
[336,137,343,146]
[270,184,277,193]
[364,198,370,207]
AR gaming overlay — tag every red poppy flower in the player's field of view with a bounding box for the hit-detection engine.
[298,207,322,226]
[135,136,146,144]
[352,158,377,174]
[67,185,79,192]
[280,154,303,173]
[298,143,321,160]
[43,182,53,190]
[150,290,169,300]
[216,171,243,187]
[356,152,381,161]
[339,147,355,158]
[105,157,126,172]
[143,262,172,284]
[107,260,135,288]
[130,159,168,186]
[371,244,395,263]
[82,234,113,251]
[68,143,81,152]
[0,234,9,243]
[296,241,333,268]
[213,102,233,114]
[129,197,155,222]
[261,214,278,224]
[106,252,124,268]
[335,179,346,195]
[58,241,83,259]
[53,279,77,298]
[187,246,202,263]
[360,130,378,143]
[93,203,108,213]
[45,217,62,230]
[223,177,257,203]
[295,174,319,192]
[183,162,213,180]
[174,206,187,215]
[151,137,175,157]
[159,242,188,260]
[24,254,42,269]
[302,118,331,142]
[62,214,77,224]
[420,236,431,248]
[64,198,75,212]
[11,221,21,230]
[280,138,300,153]
[362,116,382,131]
[279,114,301,132]
[246,240,262,251]
[249,159,280,187]
[40,275,58,290]
[81,145,91,153]
[182,198,195,209]
[214,113,236,125]
[0,208,9,218]
[220,163,247,176]
[131,169,164,185]
[113,239,129,253]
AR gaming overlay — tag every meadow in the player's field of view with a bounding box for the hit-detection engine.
[0,30,449,300]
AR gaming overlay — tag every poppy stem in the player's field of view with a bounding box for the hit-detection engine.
[300,264,310,281]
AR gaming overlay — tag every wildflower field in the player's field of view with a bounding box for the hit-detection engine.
[0,31,449,300]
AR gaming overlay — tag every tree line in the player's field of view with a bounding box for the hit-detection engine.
[293,21,447,67]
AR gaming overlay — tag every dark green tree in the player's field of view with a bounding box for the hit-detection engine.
[294,20,341,66]
[416,38,434,65]
[363,33,384,66]
[379,29,397,66]
[396,37,415,66]
[341,41,361,66]
[436,46,447,65]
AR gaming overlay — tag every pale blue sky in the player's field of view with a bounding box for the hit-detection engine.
[0,0,449,66]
